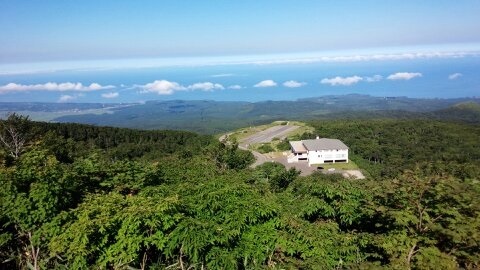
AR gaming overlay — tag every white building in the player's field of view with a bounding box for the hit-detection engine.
[288,137,349,166]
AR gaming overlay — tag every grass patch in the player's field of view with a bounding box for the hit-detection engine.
[312,160,360,170]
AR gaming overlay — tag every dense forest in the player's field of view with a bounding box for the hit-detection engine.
[0,114,479,269]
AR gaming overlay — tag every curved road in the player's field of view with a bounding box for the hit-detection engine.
[221,125,299,168]
[238,144,269,167]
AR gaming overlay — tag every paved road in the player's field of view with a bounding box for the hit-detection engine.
[241,125,299,145]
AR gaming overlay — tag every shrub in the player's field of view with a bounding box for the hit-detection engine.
[257,144,274,153]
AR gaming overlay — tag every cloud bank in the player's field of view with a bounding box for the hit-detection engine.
[254,80,277,88]
[283,80,306,88]
[1,49,478,76]
[250,51,480,66]
[139,80,226,95]
[101,92,119,98]
[320,72,422,86]
[387,72,422,80]
[0,82,114,93]
[448,73,463,80]
[321,76,363,86]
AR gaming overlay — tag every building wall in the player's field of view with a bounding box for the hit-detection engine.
[289,152,307,162]
[307,149,348,165]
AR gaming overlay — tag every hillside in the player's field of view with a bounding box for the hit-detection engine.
[1,115,479,269]
[430,101,480,124]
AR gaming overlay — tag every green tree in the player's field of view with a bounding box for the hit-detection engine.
[0,148,70,269]
[46,192,183,269]
[372,167,480,269]
[0,113,32,159]
[210,142,254,170]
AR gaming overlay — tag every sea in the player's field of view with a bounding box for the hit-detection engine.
[0,56,479,103]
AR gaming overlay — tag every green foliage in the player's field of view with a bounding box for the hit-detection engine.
[47,193,183,269]
[288,175,372,226]
[367,167,480,268]
[257,143,275,153]
[254,162,286,181]
[164,178,280,268]
[253,162,300,192]
[269,167,300,192]
[276,138,291,151]
[1,118,479,269]
[210,141,255,170]
[276,218,365,268]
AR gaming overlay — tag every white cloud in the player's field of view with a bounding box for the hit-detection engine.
[448,73,463,80]
[228,85,243,89]
[58,94,84,103]
[101,92,119,98]
[0,82,115,93]
[364,75,383,82]
[58,95,76,102]
[387,72,423,80]
[140,80,186,95]
[254,80,277,88]
[187,82,224,91]
[320,76,363,86]
[283,80,307,88]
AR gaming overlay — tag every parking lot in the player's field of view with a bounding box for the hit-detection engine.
[241,125,299,145]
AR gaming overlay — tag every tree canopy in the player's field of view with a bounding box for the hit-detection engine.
[0,118,478,269]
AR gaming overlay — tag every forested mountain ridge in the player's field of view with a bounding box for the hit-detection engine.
[0,114,479,269]
[51,96,480,133]
[2,95,479,134]
[430,101,480,124]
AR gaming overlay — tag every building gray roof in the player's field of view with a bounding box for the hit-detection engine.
[290,141,307,153]
[302,138,349,151]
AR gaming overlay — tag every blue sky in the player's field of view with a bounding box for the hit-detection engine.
[1,1,480,64]
[0,1,479,102]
